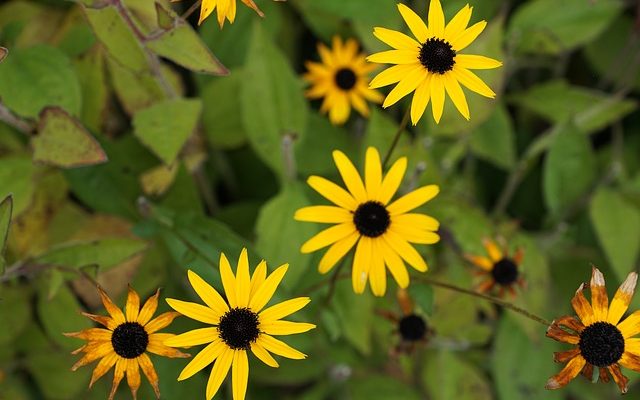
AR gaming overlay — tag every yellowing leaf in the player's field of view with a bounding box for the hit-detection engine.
[32,107,107,168]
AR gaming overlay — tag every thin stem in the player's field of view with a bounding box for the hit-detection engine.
[416,276,552,326]
[382,107,411,168]
[322,261,347,307]
[181,0,202,20]
[0,102,35,135]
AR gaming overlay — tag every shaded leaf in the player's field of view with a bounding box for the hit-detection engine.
[422,351,492,400]
[201,72,247,149]
[332,279,374,355]
[470,105,516,170]
[348,374,421,400]
[25,350,91,400]
[0,284,30,346]
[0,155,35,216]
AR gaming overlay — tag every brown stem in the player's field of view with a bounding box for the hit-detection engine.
[181,0,202,20]
[382,107,411,169]
[0,102,35,135]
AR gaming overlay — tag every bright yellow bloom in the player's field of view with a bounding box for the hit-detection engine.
[464,237,525,297]
[546,267,640,393]
[295,147,440,297]
[368,0,502,124]
[303,36,383,125]
[196,0,264,27]
[65,286,189,400]
[165,248,315,400]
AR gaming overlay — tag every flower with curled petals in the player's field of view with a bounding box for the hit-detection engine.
[367,0,502,124]
[464,237,525,297]
[164,248,315,400]
[64,286,189,400]
[294,147,440,297]
[546,267,640,393]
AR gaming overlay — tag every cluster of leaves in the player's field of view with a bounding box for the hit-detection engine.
[0,0,639,399]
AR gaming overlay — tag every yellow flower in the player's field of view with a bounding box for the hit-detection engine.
[65,286,189,400]
[164,248,315,400]
[464,238,524,296]
[197,0,264,27]
[367,0,502,124]
[546,267,640,393]
[303,36,383,125]
[295,147,440,297]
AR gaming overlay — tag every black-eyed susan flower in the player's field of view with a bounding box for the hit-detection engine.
[65,286,189,400]
[294,147,440,297]
[546,267,640,393]
[164,248,315,400]
[378,289,431,354]
[196,0,264,27]
[303,36,384,125]
[464,238,524,296]
[367,0,502,124]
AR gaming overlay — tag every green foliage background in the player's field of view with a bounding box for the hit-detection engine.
[0,0,639,399]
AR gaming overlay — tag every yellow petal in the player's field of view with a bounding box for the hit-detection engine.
[455,54,502,70]
[450,21,487,51]
[164,327,219,347]
[251,341,278,367]
[452,67,496,98]
[545,355,586,390]
[349,91,370,117]
[147,333,190,358]
[259,297,311,324]
[89,352,118,387]
[464,254,493,270]
[294,206,353,223]
[373,27,421,50]
[300,223,357,253]
[379,157,407,205]
[397,3,429,43]
[206,347,233,400]
[125,286,140,322]
[235,248,251,308]
[178,339,226,381]
[219,252,238,308]
[382,66,427,108]
[369,240,387,296]
[240,0,263,16]
[64,328,112,341]
[570,283,594,326]
[232,350,249,400]
[145,311,180,334]
[387,185,439,215]
[428,0,445,38]
[609,272,638,325]
[260,321,316,336]
[307,176,358,211]
[126,358,141,398]
[165,299,220,325]
[364,147,383,200]
[367,49,419,64]
[389,223,440,244]
[382,231,428,272]
[444,5,472,41]
[430,74,445,123]
[318,231,359,274]
[71,342,113,371]
[198,0,217,25]
[590,267,608,322]
[380,239,409,288]
[137,353,160,398]
[258,334,306,359]
[187,270,229,318]
[138,289,160,326]
[482,238,503,261]
[352,237,372,294]
[249,264,288,313]
[392,213,439,231]
[250,260,267,299]
[444,73,470,120]
[108,358,127,400]
[333,150,367,203]
[410,73,432,125]
[369,63,421,89]
[97,286,125,326]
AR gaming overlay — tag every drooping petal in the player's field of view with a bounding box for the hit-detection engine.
[545,355,586,390]
[187,270,229,318]
[307,176,358,211]
[546,323,580,345]
[553,348,581,363]
[387,185,439,215]
[178,339,226,381]
[259,297,311,324]
[608,272,638,325]
[89,352,118,387]
[71,342,113,371]
[108,358,127,400]
[318,231,360,274]
[206,347,234,400]
[554,315,585,333]
[294,206,353,224]
[249,264,289,313]
[607,364,629,394]
[397,3,429,43]
[232,350,249,400]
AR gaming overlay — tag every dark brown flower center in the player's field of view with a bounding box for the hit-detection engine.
[399,314,427,342]
[335,68,357,90]
[579,321,624,367]
[111,322,149,359]
[353,201,390,238]
[419,38,456,74]
[218,307,260,350]
[491,258,519,286]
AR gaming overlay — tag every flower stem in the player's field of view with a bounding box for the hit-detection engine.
[382,107,411,169]
[416,276,552,326]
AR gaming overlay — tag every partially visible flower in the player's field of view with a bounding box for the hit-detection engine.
[303,36,383,125]
[165,248,315,400]
[464,238,524,296]
[367,0,502,124]
[195,0,264,27]
[65,286,189,400]
[546,267,640,393]
[378,289,431,354]
[295,147,440,297]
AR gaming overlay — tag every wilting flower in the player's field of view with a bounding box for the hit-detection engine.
[165,248,315,400]
[546,267,640,393]
[195,0,264,27]
[367,0,502,124]
[303,36,383,125]
[378,289,431,354]
[295,147,440,297]
[464,238,524,296]
[65,286,189,400]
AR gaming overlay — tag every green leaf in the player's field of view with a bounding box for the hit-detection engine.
[74,47,108,132]
[0,285,30,346]
[543,122,596,215]
[37,281,91,351]
[32,107,107,168]
[146,22,227,75]
[35,238,147,273]
[0,45,81,118]
[348,374,421,400]
[469,105,516,169]
[510,80,637,134]
[407,284,434,315]
[106,56,166,115]
[0,155,36,216]
[241,22,309,177]
[332,279,374,355]
[0,195,12,274]
[133,98,202,164]
[589,188,640,282]
[362,108,409,162]
[508,0,623,54]
[255,183,317,290]
[25,350,91,400]
[201,72,247,149]
[422,351,492,400]
[83,4,148,73]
